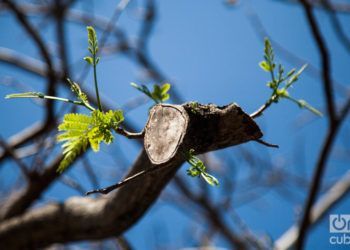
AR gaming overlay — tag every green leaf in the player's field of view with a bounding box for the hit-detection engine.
[131,82,171,104]
[159,83,171,102]
[286,68,296,78]
[87,26,98,54]
[201,172,219,186]
[266,81,276,89]
[66,78,90,105]
[187,167,200,177]
[84,56,93,65]
[162,93,170,102]
[276,88,289,98]
[130,82,152,97]
[264,37,274,61]
[286,64,308,89]
[161,83,171,95]
[57,109,124,173]
[5,92,45,99]
[259,61,272,72]
[297,99,323,116]
[186,149,219,187]
[57,113,93,172]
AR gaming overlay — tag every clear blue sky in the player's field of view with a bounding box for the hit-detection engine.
[0,0,349,249]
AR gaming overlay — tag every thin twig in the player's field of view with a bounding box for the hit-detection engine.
[255,139,279,148]
[0,137,31,178]
[114,127,144,139]
[86,165,161,195]
[299,0,336,125]
[3,0,57,121]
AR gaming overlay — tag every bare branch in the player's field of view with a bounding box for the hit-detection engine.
[299,0,336,125]
[0,137,31,178]
[275,171,350,249]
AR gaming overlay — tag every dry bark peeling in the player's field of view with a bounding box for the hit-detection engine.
[0,102,262,249]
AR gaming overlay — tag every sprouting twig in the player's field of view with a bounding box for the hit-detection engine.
[114,127,144,139]
[250,101,272,119]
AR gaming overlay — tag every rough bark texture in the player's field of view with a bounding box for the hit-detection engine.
[145,103,262,165]
[0,102,262,249]
[181,102,262,153]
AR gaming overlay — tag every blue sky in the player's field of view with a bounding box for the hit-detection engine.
[0,0,350,249]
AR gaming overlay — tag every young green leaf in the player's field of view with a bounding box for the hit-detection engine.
[161,83,171,95]
[131,82,151,95]
[57,113,93,173]
[85,26,102,111]
[286,97,323,117]
[159,83,171,102]
[66,78,92,111]
[87,26,98,56]
[57,109,124,173]
[259,61,272,72]
[257,38,322,117]
[286,64,308,89]
[84,56,94,65]
[131,82,171,104]
[297,99,322,116]
[5,92,45,99]
[186,149,219,187]
[201,172,219,186]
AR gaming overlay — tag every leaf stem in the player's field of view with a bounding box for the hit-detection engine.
[43,95,95,111]
[93,55,102,111]
[6,93,95,111]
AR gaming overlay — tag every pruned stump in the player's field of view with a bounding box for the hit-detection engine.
[144,102,263,165]
[144,104,189,165]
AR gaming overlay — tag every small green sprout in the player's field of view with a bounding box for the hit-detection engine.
[131,82,171,104]
[186,149,219,186]
[84,26,102,111]
[257,38,322,117]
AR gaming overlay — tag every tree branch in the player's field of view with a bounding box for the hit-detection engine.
[0,102,261,249]
[299,0,336,125]
[275,171,350,249]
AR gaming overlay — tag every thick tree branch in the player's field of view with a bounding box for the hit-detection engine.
[0,155,62,221]
[0,102,262,249]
